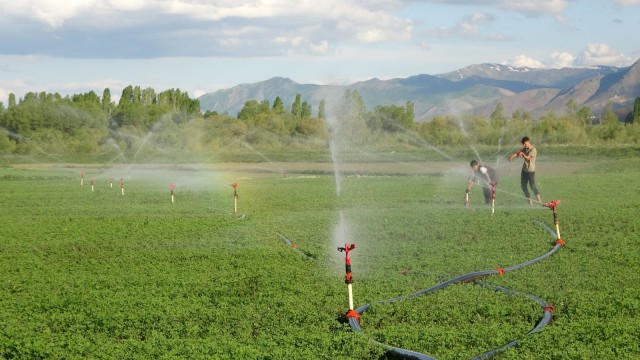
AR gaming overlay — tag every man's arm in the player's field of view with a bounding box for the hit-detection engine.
[466,176,474,193]
[508,150,523,162]
[521,147,536,161]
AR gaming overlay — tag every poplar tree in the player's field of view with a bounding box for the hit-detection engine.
[291,94,302,118]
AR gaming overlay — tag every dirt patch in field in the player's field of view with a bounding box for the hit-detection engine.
[10,161,593,177]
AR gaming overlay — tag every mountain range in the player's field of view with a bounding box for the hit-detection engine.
[198,58,640,121]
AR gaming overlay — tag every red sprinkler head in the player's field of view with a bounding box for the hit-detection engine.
[544,200,561,209]
[230,182,239,189]
[338,243,356,267]
[170,183,175,190]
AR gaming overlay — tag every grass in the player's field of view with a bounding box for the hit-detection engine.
[0,158,638,359]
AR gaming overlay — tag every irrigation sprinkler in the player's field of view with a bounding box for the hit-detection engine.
[544,200,562,240]
[491,182,497,214]
[90,176,94,192]
[120,178,124,195]
[110,177,113,188]
[231,182,239,216]
[80,171,84,186]
[337,243,359,321]
[465,191,470,208]
[170,183,175,203]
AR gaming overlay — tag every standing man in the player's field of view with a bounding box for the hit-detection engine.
[466,160,498,205]
[509,136,542,205]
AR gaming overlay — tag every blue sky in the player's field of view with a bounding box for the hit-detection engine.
[0,0,638,103]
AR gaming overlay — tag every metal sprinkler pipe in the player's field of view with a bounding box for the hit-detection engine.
[170,183,176,203]
[465,192,470,207]
[90,176,94,192]
[544,200,562,240]
[120,178,124,195]
[110,177,113,188]
[491,182,497,214]
[337,243,359,321]
[80,171,84,186]
[231,182,239,216]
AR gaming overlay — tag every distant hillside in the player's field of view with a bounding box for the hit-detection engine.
[198,59,640,121]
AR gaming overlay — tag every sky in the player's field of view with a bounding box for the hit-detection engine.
[0,0,639,104]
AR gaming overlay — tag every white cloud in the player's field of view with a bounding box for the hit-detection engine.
[0,0,96,27]
[505,54,545,68]
[497,0,568,16]
[549,51,576,68]
[424,0,568,17]
[0,0,414,58]
[579,43,632,67]
[504,46,634,70]
[614,0,640,5]
[425,12,511,41]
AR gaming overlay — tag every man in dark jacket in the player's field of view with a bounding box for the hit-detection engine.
[466,160,498,205]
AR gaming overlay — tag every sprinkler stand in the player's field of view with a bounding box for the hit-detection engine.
[231,182,239,216]
[170,183,175,203]
[338,243,358,321]
[90,176,94,192]
[465,192,470,207]
[491,182,496,214]
[80,171,84,186]
[120,178,124,195]
[544,200,562,240]
[110,177,113,188]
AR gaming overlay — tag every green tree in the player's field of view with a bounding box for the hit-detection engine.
[405,101,415,126]
[119,86,134,107]
[238,100,270,121]
[8,93,16,108]
[318,100,326,120]
[366,103,414,132]
[577,106,592,126]
[565,99,579,116]
[301,101,312,118]
[334,90,368,143]
[601,103,618,125]
[625,112,633,124]
[490,102,506,128]
[101,88,112,114]
[291,94,302,118]
[633,97,640,125]
[272,96,285,114]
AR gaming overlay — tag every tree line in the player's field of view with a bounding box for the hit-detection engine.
[0,86,639,159]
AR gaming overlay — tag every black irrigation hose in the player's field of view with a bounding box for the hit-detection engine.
[277,232,317,261]
[471,282,554,360]
[344,221,563,359]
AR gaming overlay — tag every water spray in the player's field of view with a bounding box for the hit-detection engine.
[120,178,124,195]
[337,243,359,321]
[544,200,562,240]
[231,182,239,216]
[170,183,176,203]
[90,176,94,192]
[80,171,84,186]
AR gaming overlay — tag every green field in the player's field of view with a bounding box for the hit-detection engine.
[1,159,639,359]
